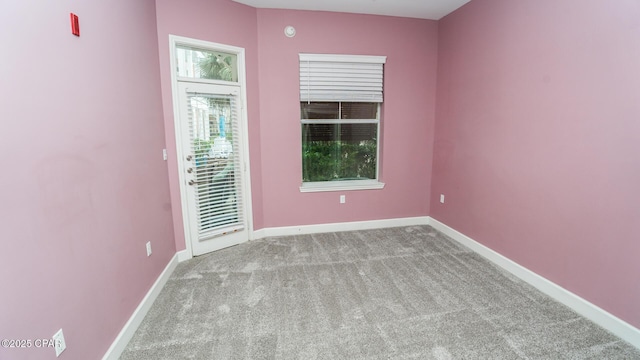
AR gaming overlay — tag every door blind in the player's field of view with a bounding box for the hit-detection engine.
[299,53,387,103]
[187,92,244,237]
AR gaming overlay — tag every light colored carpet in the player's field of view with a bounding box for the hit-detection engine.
[121,226,640,359]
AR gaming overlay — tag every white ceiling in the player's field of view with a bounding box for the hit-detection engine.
[232,0,471,20]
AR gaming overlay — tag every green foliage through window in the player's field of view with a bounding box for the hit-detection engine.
[176,45,238,82]
[301,102,379,183]
[199,54,235,81]
[302,140,377,182]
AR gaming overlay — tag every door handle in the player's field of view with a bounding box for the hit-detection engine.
[188,179,207,186]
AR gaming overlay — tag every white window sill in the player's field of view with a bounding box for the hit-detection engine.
[300,180,385,193]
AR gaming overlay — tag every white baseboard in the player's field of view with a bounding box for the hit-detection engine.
[102,254,179,359]
[179,217,428,259]
[428,217,640,350]
[252,228,267,240]
[177,249,191,262]
[253,216,431,239]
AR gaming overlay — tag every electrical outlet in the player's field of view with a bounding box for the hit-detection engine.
[340,195,346,204]
[52,328,66,357]
[440,194,445,204]
[146,241,152,257]
[162,149,168,161]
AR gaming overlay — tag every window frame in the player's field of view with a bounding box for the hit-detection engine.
[175,44,239,83]
[299,53,386,192]
[300,101,385,193]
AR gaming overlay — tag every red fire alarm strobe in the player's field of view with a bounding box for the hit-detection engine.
[70,13,80,36]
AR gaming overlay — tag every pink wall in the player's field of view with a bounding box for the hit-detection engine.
[155,0,263,251]
[2,1,637,357]
[0,1,175,359]
[257,9,438,227]
[432,0,640,328]
[155,1,437,249]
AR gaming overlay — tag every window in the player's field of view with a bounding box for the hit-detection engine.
[302,102,378,181]
[299,54,386,192]
[176,45,238,82]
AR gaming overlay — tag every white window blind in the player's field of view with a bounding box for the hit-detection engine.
[187,92,244,237]
[299,54,387,103]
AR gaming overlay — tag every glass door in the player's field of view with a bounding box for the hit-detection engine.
[178,82,248,255]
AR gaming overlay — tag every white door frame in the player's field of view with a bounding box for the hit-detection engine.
[168,35,253,260]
